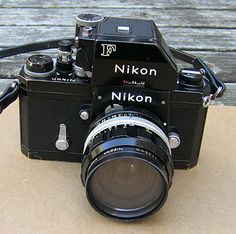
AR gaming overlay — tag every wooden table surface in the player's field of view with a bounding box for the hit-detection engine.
[0,0,235,105]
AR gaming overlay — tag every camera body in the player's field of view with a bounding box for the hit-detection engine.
[18,15,210,170]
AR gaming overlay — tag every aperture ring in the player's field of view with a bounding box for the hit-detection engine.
[83,115,171,154]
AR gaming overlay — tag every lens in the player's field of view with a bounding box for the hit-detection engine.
[87,156,167,219]
[81,109,173,221]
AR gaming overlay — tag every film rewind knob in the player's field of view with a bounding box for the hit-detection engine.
[24,55,55,78]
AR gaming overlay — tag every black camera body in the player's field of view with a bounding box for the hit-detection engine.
[19,15,210,169]
[6,14,223,221]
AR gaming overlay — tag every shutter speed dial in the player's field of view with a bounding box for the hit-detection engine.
[55,124,69,151]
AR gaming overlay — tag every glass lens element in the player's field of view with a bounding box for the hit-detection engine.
[88,157,165,217]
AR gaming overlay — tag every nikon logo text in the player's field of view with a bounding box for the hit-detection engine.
[114,64,157,77]
[112,92,152,103]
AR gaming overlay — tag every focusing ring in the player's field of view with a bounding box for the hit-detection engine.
[82,126,173,185]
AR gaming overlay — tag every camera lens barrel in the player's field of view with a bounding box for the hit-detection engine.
[81,110,173,221]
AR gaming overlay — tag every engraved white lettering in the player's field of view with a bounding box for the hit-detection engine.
[111,92,152,103]
[114,64,157,76]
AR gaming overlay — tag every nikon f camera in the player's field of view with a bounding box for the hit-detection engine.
[0,14,225,221]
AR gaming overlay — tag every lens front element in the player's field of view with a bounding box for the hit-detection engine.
[87,156,167,219]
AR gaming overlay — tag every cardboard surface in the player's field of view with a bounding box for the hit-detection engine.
[0,102,236,234]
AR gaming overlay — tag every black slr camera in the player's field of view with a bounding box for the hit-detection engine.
[0,14,225,221]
